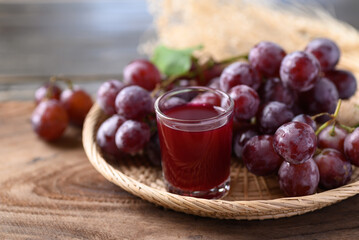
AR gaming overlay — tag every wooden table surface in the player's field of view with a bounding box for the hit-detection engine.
[1,101,359,239]
[1,1,359,239]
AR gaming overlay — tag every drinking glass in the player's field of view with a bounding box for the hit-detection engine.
[154,86,234,199]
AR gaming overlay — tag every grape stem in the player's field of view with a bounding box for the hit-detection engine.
[333,99,342,117]
[51,76,73,90]
[315,99,342,136]
[314,99,356,135]
[46,76,57,99]
[329,123,336,136]
[64,78,73,90]
[315,119,335,136]
[151,72,196,98]
[311,112,331,120]
[151,53,248,97]
[339,123,355,133]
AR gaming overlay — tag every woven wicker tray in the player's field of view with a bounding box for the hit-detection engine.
[83,104,359,220]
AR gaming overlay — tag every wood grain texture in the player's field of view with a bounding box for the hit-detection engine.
[1,101,359,239]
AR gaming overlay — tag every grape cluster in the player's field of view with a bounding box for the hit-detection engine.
[95,60,159,159]
[32,79,93,141]
[94,38,359,197]
[226,38,358,197]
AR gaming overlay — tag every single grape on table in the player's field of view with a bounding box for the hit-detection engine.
[32,99,69,141]
[35,82,62,105]
[61,87,93,126]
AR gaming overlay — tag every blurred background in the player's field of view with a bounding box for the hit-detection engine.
[0,0,358,100]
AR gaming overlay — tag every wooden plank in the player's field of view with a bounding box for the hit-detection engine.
[0,0,152,76]
[0,0,359,79]
[1,101,359,239]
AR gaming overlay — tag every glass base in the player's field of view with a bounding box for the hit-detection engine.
[164,177,230,199]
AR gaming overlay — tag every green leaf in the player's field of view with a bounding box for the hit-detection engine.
[151,45,203,77]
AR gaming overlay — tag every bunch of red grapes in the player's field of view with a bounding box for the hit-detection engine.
[229,38,359,197]
[72,38,359,197]
[32,78,93,141]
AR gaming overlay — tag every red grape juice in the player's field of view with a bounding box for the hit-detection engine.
[157,103,233,198]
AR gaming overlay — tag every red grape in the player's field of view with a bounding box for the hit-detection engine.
[115,120,151,154]
[145,132,162,166]
[259,77,296,107]
[97,79,125,115]
[305,38,340,71]
[228,85,260,120]
[115,85,153,120]
[280,51,320,92]
[196,63,223,85]
[96,115,126,157]
[219,62,261,92]
[31,99,68,141]
[325,69,357,99]
[299,77,338,115]
[60,87,93,126]
[177,79,194,88]
[292,114,317,131]
[207,77,220,90]
[249,41,286,77]
[170,79,198,101]
[191,92,221,107]
[344,128,359,167]
[233,127,258,158]
[314,148,352,189]
[278,158,319,197]
[273,121,317,164]
[35,82,62,105]
[162,97,187,111]
[290,103,305,116]
[123,59,161,91]
[242,135,283,176]
[318,125,347,153]
[257,101,294,134]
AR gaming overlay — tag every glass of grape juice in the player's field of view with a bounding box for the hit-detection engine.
[154,86,234,199]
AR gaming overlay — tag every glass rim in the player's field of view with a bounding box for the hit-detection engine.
[154,86,234,125]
